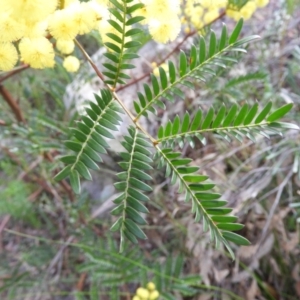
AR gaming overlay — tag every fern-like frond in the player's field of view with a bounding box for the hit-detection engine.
[157,102,298,147]
[54,89,123,193]
[103,0,144,87]
[134,19,259,120]
[155,146,252,259]
[110,126,153,252]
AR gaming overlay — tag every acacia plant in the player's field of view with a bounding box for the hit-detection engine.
[0,0,296,258]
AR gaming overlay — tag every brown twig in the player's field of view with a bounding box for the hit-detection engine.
[0,64,30,84]
[0,84,25,123]
[0,215,11,252]
[0,215,11,235]
[27,187,44,202]
[76,272,87,291]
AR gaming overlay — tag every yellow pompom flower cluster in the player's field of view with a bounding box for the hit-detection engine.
[0,0,270,73]
[0,0,58,71]
[226,0,270,21]
[183,0,269,32]
[184,0,228,30]
[0,0,110,72]
[134,0,182,44]
[132,282,160,300]
[63,56,80,73]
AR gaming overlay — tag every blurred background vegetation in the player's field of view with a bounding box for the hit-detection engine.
[0,0,300,299]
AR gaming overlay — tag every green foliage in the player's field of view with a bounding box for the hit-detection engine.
[79,240,202,299]
[54,89,124,193]
[133,20,259,119]
[157,101,295,146]
[155,147,248,258]
[111,127,153,252]
[0,181,38,226]
[103,0,144,87]
[54,17,299,258]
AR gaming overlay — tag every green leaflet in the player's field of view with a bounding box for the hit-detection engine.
[110,126,153,252]
[266,103,293,122]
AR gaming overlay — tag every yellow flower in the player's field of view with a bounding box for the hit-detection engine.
[133,6,148,25]
[146,282,156,291]
[132,296,141,300]
[149,290,160,300]
[240,1,257,20]
[226,9,241,21]
[19,37,55,69]
[22,20,48,39]
[203,9,219,25]
[63,0,79,7]
[0,43,18,71]
[63,56,80,72]
[148,17,181,43]
[68,2,97,35]
[190,6,204,29]
[1,0,58,23]
[56,39,75,55]
[136,287,150,299]
[146,0,180,20]
[0,13,24,42]
[88,0,109,22]
[255,0,269,7]
[48,9,79,40]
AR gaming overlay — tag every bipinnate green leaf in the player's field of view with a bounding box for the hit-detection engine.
[111,127,153,252]
[133,21,259,119]
[54,89,123,194]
